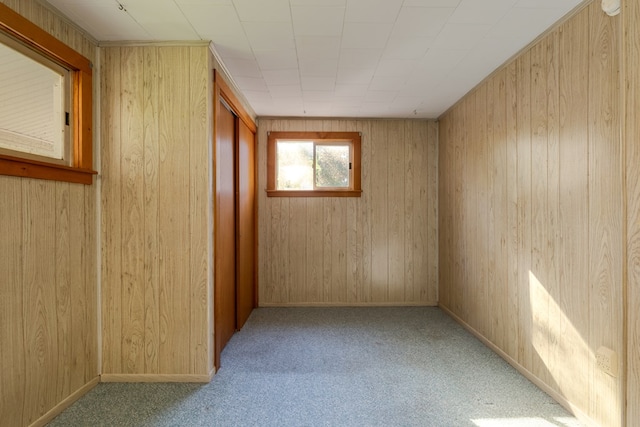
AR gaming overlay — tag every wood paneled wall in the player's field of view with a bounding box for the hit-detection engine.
[257,118,438,306]
[100,45,212,379]
[439,3,623,426]
[0,1,98,426]
[623,0,640,424]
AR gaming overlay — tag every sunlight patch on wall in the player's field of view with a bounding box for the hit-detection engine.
[528,270,593,417]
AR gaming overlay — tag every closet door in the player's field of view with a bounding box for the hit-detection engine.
[215,101,237,363]
[236,119,256,329]
[213,71,258,370]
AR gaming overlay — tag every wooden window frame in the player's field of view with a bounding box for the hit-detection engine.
[267,131,362,197]
[0,3,95,185]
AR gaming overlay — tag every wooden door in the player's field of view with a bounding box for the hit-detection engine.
[213,71,258,370]
[236,120,257,329]
[214,101,237,366]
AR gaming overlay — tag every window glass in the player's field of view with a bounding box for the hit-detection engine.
[0,36,68,162]
[277,141,313,190]
[0,2,95,184]
[315,144,350,188]
[267,131,361,197]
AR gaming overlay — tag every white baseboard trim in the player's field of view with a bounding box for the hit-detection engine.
[30,376,100,427]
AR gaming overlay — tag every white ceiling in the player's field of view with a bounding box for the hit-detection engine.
[43,0,586,119]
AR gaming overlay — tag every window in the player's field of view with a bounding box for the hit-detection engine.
[267,131,361,197]
[0,3,94,184]
[0,33,69,162]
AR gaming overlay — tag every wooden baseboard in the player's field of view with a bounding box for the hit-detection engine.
[438,304,600,427]
[30,376,100,427]
[100,372,213,383]
[258,301,438,307]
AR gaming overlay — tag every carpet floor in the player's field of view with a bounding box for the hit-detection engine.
[48,307,583,427]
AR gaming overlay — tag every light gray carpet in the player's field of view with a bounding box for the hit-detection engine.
[48,307,582,427]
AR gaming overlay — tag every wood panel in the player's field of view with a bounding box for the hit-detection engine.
[438,115,453,310]
[101,46,123,375]
[258,119,438,306]
[505,61,519,361]
[426,122,439,303]
[387,120,405,302]
[587,5,622,424]
[556,8,589,411]
[143,46,160,375]
[121,47,145,374]
[472,86,488,337]
[488,69,509,351]
[453,106,465,317]
[0,176,26,426]
[158,47,191,375]
[529,38,551,386]
[458,97,471,323]
[100,45,211,378]
[623,0,640,424]
[438,3,624,426]
[515,49,533,372]
[188,46,209,375]
[0,1,98,425]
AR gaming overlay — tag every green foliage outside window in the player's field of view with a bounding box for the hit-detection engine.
[316,145,349,188]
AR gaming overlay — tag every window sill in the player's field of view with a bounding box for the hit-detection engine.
[0,154,97,184]
[266,190,362,198]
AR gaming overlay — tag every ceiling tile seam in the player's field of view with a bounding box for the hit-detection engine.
[112,0,153,41]
[289,1,305,114]
[172,0,204,42]
[417,4,474,93]
[231,0,273,106]
[361,0,418,108]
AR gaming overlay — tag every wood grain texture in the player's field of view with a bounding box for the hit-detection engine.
[101,46,123,375]
[143,46,160,375]
[0,1,98,425]
[452,106,464,316]
[529,38,551,386]
[458,95,473,326]
[159,47,191,375]
[438,4,624,426]
[188,46,209,376]
[623,0,640,424]
[557,9,589,413]
[258,119,438,306]
[426,121,439,304]
[100,45,211,377]
[546,30,560,392]
[0,176,26,426]
[120,46,145,374]
[439,2,624,426]
[515,49,533,372]
[587,5,622,424]
[438,115,452,310]
[505,61,519,361]
[488,69,509,352]
[370,121,389,303]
